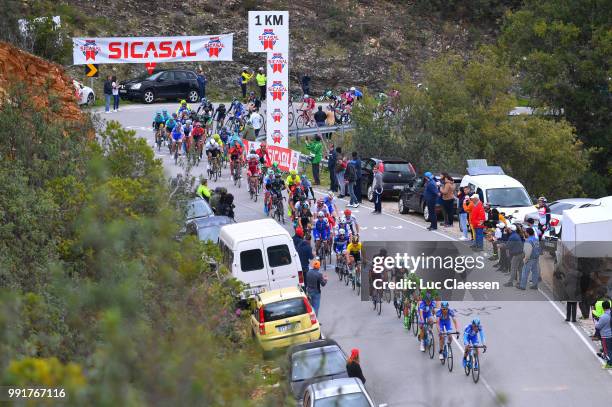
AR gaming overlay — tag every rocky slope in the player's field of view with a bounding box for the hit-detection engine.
[54,0,497,97]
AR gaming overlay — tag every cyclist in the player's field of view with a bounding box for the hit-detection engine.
[256,141,271,170]
[286,169,301,189]
[170,120,184,156]
[436,301,459,360]
[246,147,261,193]
[262,169,274,215]
[463,319,487,369]
[323,192,339,218]
[228,141,244,180]
[213,103,227,132]
[289,184,307,220]
[315,198,330,218]
[192,122,205,159]
[346,234,362,278]
[183,119,193,154]
[269,173,286,215]
[349,86,363,100]
[152,111,165,129]
[205,138,221,172]
[271,161,282,175]
[196,97,213,116]
[299,94,316,125]
[298,201,313,234]
[344,208,360,235]
[177,99,191,116]
[161,109,170,122]
[301,175,315,201]
[333,228,349,268]
[418,292,437,352]
[247,91,261,112]
[165,113,178,134]
[336,216,351,238]
[227,98,245,126]
[312,211,331,256]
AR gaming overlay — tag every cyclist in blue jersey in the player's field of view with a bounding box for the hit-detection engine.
[436,301,459,360]
[152,111,165,129]
[336,216,351,238]
[418,292,437,352]
[333,228,349,265]
[165,113,177,133]
[228,132,245,149]
[313,211,331,254]
[170,121,183,155]
[323,192,338,217]
[176,99,191,116]
[161,109,170,122]
[463,318,486,368]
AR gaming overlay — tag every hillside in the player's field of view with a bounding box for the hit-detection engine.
[13,0,508,97]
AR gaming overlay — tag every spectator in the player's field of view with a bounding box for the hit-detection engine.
[371,164,383,214]
[196,179,211,201]
[503,224,524,287]
[346,348,366,384]
[255,67,266,100]
[305,135,323,185]
[240,67,253,99]
[423,172,439,231]
[297,232,314,286]
[335,153,347,198]
[301,73,311,95]
[440,173,455,227]
[594,301,612,369]
[196,69,207,99]
[111,75,120,112]
[325,105,335,139]
[353,152,362,203]
[519,227,541,290]
[469,194,486,249]
[249,108,264,139]
[327,144,337,192]
[314,106,327,134]
[346,154,359,207]
[305,259,327,315]
[293,227,304,249]
[457,186,471,241]
[103,75,112,113]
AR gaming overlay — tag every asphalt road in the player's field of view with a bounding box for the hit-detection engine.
[99,103,612,407]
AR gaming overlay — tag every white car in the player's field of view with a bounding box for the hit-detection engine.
[72,80,95,106]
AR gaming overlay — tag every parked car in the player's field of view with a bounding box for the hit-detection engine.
[524,198,596,253]
[119,69,200,104]
[250,286,320,357]
[398,174,462,222]
[288,339,348,401]
[185,215,234,243]
[360,158,416,201]
[302,378,379,407]
[73,80,95,106]
[184,197,214,224]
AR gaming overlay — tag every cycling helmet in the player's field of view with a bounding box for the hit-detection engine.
[441,301,449,309]
[289,169,297,176]
[303,94,309,99]
[472,318,480,326]
[258,67,264,72]
[344,209,352,217]
[162,109,168,114]
[201,97,207,103]
[350,86,356,91]
[180,99,187,105]
[424,171,433,179]
[538,196,547,202]
[317,211,324,217]
[186,120,192,125]
[497,222,505,229]
[172,113,178,118]
[272,162,279,169]
[267,169,274,176]
[339,228,346,235]
[302,202,309,209]
[339,216,346,224]
[242,66,248,70]
[327,191,334,198]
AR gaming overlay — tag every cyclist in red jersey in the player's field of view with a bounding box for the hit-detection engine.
[300,94,316,125]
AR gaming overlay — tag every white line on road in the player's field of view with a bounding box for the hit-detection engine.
[451,337,501,404]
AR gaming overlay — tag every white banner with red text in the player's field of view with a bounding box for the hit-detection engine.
[243,141,300,173]
[72,34,234,65]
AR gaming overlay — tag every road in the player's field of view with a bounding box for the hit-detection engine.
[100,103,612,407]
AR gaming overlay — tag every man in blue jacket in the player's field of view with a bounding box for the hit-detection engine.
[423,172,440,231]
[297,231,314,286]
[196,70,207,99]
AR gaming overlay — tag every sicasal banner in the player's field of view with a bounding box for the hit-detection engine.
[72,34,234,64]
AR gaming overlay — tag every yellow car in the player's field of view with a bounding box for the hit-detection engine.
[251,286,321,355]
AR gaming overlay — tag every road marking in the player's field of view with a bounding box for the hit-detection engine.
[451,337,502,404]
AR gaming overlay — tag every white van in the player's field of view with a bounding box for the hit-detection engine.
[460,166,534,222]
[218,219,301,298]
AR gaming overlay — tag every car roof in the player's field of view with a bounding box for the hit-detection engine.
[462,174,525,189]
[368,157,410,163]
[310,378,368,400]
[219,219,290,246]
[189,215,233,228]
[552,198,596,206]
[257,286,304,304]
[288,339,340,357]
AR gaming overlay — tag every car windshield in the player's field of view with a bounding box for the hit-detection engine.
[315,393,371,407]
[384,162,415,174]
[264,298,306,322]
[185,200,213,220]
[292,348,346,381]
[147,72,164,81]
[197,225,221,242]
[486,188,532,207]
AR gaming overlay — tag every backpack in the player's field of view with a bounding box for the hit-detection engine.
[346,164,357,182]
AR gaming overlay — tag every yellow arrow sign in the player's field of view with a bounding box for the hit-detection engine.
[85,64,98,77]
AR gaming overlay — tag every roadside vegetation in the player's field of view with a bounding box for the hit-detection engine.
[0,86,285,406]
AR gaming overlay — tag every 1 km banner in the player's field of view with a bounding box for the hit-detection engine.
[243,141,300,173]
[72,34,233,65]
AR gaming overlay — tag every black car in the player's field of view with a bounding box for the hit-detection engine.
[185,215,234,242]
[398,174,462,222]
[120,70,200,104]
[360,158,416,201]
[287,339,348,401]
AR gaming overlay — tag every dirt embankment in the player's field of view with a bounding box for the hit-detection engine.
[0,41,84,122]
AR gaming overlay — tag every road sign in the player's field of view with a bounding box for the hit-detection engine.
[85,63,98,77]
[248,11,289,53]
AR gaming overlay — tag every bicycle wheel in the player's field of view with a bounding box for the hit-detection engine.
[384,289,392,303]
[345,268,350,286]
[296,114,306,129]
[440,343,446,366]
[377,298,382,315]
[288,111,295,127]
[351,271,356,291]
[411,309,419,336]
[472,353,480,383]
[395,297,402,318]
[428,330,435,359]
[447,343,454,372]
[464,353,471,376]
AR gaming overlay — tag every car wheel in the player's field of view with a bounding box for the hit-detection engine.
[143,90,155,104]
[187,89,199,103]
[422,202,430,222]
[398,197,409,214]
[86,92,95,106]
[367,184,374,202]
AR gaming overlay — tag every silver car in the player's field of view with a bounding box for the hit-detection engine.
[302,377,384,407]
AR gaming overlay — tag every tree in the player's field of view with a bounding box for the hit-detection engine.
[498,0,612,195]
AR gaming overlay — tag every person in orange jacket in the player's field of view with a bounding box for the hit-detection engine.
[462,188,474,240]
[469,194,486,250]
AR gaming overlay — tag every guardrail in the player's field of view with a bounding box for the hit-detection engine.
[255,124,354,142]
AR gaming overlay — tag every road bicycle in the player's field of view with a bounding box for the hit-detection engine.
[296,109,315,129]
[347,256,361,293]
[440,331,458,372]
[406,299,419,336]
[248,175,259,202]
[172,140,182,165]
[232,159,242,188]
[371,288,383,316]
[271,193,285,224]
[154,125,166,151]
[316,239,329,271]
[393,291,405,319]
[335,252,347,281]
[464,345,486,383]
[422,320,436,359]
[208,155,221,182]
